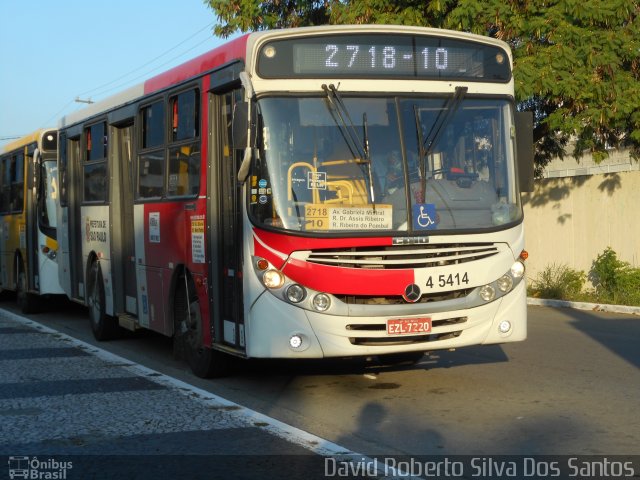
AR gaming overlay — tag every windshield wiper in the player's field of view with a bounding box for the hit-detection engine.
[322,84,376,203]
[415,86,467,195]
[422,86,467,156]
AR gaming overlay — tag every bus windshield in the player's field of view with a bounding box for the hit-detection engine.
[40,160,58,229]
[250,95,521,234]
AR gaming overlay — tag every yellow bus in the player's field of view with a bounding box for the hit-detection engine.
[0,129,64,312]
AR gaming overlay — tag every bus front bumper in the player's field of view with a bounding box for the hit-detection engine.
[245,281,527,358]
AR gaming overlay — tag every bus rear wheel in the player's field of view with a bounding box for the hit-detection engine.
[174,275,230,378]
[16,259,39,314]
[88,261,120,340]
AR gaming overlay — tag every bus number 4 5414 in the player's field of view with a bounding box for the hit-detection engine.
[426,272,470,289]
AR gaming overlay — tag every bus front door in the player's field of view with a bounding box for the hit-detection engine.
[112,124,138,318]
[210,89,245,353]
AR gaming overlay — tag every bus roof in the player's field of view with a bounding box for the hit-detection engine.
[245,24,511,52]
[57,25,511,129]
[59,34,250,129]
[2,129,55,154]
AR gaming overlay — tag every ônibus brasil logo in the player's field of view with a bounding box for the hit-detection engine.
[8,456,72,479]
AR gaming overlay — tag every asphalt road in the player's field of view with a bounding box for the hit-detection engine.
[2,297,638,457]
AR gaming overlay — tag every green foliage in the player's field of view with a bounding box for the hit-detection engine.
[590,247,640,305]
[615,269,640,305]
[590,247,627,294]
[528,264,586,300]
[445,0,640,170]
[530,248,640,306]
[203,0,640,173]
[206,0,331,37]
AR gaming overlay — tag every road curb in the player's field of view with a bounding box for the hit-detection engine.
[527,297,640,316]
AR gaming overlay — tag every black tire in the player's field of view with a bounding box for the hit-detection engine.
[88,261,120,340]
[174,275,230,378]
[16,259,39,314]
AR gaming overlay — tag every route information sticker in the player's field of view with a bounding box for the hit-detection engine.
[191,215,205,264]
[305,204,392,230]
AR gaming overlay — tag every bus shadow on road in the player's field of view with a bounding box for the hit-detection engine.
[560,307,640,369]
[231,344,509,377]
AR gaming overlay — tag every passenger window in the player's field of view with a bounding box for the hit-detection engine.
[83,122,108,202]
[167,89,200,197]
[138,101,166,199]
[171,90,199,142]
[142,101,164,148]
[86,122,107,161]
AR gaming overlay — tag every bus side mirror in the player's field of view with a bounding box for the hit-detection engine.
[233,101,259,183]
[231,102,257,150]
[515,111,534,193]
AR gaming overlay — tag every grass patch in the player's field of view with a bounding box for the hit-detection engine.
[528,248,640,307]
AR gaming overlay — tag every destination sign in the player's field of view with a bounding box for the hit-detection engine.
[257,34,511,81]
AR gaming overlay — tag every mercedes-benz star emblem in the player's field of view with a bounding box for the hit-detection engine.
[403,283,421,303]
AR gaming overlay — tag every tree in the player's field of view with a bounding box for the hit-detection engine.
[204,0,640,173]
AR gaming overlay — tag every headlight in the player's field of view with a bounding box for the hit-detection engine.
[497,274,514,292]
[477,256,526,303]
[312,293,331,312]
[42,245,57,261]
[479,285,496,302]
[499,320,512,334]
[510,261,525,279]
[286,284,306,303]
[262,269,284,289]
[289,334,303,348]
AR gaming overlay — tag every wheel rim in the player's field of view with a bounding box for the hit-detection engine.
[176,279,203,355]
[89,287,100,326]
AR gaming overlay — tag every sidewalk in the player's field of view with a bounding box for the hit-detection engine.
[0,309,375,480]
[527,298,640,316]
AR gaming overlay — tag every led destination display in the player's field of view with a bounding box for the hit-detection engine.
[258,34,511,81]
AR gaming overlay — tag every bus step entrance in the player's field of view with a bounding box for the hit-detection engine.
[118,314,141,332]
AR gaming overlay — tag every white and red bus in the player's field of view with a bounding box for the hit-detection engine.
[0,129,63,313]
[57,25,533,377]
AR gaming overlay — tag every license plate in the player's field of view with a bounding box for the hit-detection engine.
[387,317,432,335]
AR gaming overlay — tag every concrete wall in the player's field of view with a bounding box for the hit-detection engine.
[522,169,640,286]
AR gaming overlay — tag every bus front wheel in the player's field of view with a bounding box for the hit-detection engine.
[174,275,230,378]
[88,261,120,340]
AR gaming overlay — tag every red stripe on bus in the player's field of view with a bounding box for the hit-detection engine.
[144,35,249,94]
[283,257,413,296]
[253,228,393,255]
[253,236,287,270]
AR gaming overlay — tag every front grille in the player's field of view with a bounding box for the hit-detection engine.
[349,330,462,346]
[346,317,467,331]
[335,288,474,305]
[305,243,498,270]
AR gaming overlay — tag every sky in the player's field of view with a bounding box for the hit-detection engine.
[0,0,235,149]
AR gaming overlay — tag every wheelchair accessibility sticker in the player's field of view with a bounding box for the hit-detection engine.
[412,203,437,230]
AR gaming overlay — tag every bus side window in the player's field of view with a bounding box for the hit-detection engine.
[10,154,24,212]
[138,152,165,198]
[167,144,200,196]
[0,158,6,213]
[138,100,165,199]
[83,122,108,203]
[167,89,200,198]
